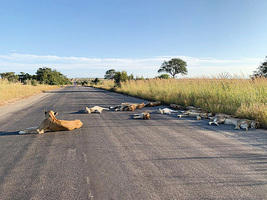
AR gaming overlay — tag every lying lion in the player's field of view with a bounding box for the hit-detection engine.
[110,103,145,111]
[209,113,230,126]
[19,110,83,134]
[169,104,185,110]
[133,111,150,120]
[145,101,161,107]
[224,118,260,131]
[177,109,213,120]
[157,108,179,115]
[84,106,109,114]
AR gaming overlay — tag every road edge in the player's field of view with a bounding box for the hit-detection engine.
[0,87,64,120]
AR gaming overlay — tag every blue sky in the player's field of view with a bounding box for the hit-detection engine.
[0,0,266,78]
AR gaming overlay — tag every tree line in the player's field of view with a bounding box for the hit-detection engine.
[0,67,71,85]
[103,58,189,86]
[104,56,267,86]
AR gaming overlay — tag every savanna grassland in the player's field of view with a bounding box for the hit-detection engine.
[95,77,267,128]
[0,79,60,106]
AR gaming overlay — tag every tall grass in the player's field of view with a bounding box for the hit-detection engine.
[95,77,267,128]
[0,79,59,106]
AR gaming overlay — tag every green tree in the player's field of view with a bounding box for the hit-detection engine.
[114,71,129,86]
[253,56,267,77]
[135,76,145,80]
[18,72,32,83]
[158,58,188,78]
[91,78,101,85]
[158,74,170,79]
[36,67,71,85]
[0,72,18,82]
[128,73,134,80]
[104,69,116,79]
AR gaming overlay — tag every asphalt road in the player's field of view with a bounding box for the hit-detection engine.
[0,86,266,200]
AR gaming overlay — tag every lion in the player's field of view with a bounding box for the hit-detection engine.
[145,101,161,107]
[236,119,258,130]
[225,118,260,131]
[209,113,230,126]
[177,109,213,120]
[169,104,185,110]
[110,103,145,111]
[19,110,83,134]
[84,106,109,114]
[157,108,179,115]
[133,111,150,120]
[136,103,145,109]
[178,111,212,120]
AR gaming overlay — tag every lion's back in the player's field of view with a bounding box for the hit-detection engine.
[58,119,83,131]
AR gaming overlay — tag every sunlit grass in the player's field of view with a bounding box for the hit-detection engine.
[0,79,60,106]
[95,77,267,128]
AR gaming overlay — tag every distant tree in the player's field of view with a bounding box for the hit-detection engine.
[135,76,145,80]
[36,67,71,85]
[114,71,129,86]
[18,72,32,83]
[253,56,267,77]
[158,74,170,79]
[36,67,52,84]
[0,72,18,82]
[81,80,88,86]
[104,69,116,79]
[158,58,188,78]
[91,78,101,85]
[128,73,134,80]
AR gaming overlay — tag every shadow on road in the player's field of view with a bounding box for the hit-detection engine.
[70,110,85,114]
[0,131,21,136]
[44,90,108,94]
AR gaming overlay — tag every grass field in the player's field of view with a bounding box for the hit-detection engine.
[0,79,60,106]
[95,77,267,128]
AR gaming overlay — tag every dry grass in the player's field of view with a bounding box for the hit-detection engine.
[95,77,267,128]
[0,79,60,106]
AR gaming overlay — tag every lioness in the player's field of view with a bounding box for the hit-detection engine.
[178,110,212,120]
[84,106,109,114]
[157,108,179,115]
[19,110,83,134]
[133,111,150,120]
[225,118,260,131]
[209,113,230,126]
[110,103,145,111]
[145,101,161,107]
[237,119,259,131]
[169,104,185,110]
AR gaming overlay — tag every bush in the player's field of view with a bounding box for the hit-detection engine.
[91,78,101,85]
[36,67,71,85]
[114,71,129,86]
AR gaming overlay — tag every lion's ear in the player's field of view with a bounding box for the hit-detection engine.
[44,110,47,114]
[54,112,58,116]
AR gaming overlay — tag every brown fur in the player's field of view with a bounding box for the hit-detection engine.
[19,110,83,134]
[111,103,145,111]
[84,106,109,114]
[209,113,230,126]
[170,104,185,110]
[133,112,150,120]
[235,119,260,131]
[124,104,138,111]
[136,103,145,109]
[145,101,161,107]
[178,110,212,120]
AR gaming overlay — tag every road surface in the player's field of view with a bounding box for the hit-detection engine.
[0,86,266,200]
